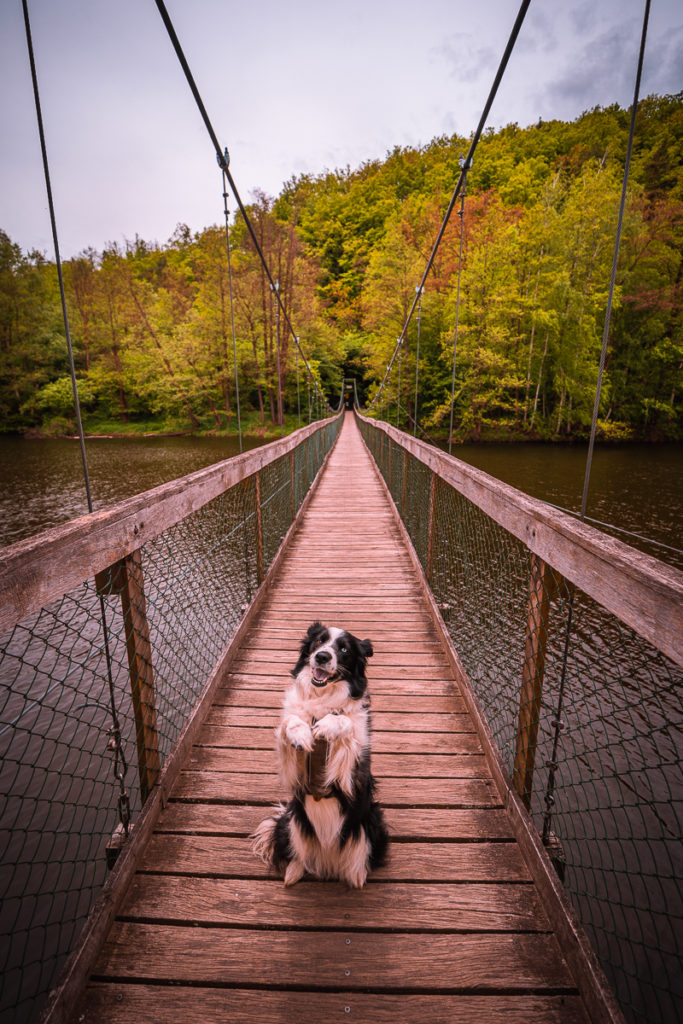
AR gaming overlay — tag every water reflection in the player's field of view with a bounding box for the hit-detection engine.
[0,435,262,547]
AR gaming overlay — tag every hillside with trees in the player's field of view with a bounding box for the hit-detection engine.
[1,94,681,441]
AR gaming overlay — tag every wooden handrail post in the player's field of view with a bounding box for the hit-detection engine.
[426,472,438,583]
[96,551,160,804]
[401,450,408,520]
[289,450,296,521]
[254,470,264,585]
[513,554,559,808]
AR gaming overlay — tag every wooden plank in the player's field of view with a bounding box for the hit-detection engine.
[227,662,463,681]
[196,725,483,754]
[93,924,573,990]
[156,803,515,840]
[214,671,461,692]
[79,985,591,1024]
[235,648,453,667]
[121,875,549,931]
[205,708,475,732]
[213,688,468,712]
[137,836,524,881]
[171,770,498,807]
[186,748,491,778]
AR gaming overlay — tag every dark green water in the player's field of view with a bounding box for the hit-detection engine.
[1,434,680,567]
[0,434,260,547]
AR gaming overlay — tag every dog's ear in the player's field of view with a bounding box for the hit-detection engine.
[291,621,327,677]
[361,638,373,660]
[347,634,373,699]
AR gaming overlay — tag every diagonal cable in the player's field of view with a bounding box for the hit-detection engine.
[369,0,531,409]
[154,0,333,410]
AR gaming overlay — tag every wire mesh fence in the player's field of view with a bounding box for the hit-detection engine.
[358,412,682,1024]
[0,413,342,1024]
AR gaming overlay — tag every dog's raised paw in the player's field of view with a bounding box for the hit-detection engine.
[312,712,351,742]
[283,717,314,751]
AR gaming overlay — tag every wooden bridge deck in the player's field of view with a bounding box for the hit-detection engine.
[76,414,592,1023]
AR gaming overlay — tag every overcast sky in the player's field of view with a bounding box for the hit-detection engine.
[1,0,681,258]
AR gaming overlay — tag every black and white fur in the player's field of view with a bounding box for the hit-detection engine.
[251,622,389,888]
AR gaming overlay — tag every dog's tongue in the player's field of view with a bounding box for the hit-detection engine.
[312,667,329,684]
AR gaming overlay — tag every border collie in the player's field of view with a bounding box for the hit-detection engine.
[251,621,389,888]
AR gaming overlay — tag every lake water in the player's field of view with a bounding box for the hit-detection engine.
[1,433,680,568]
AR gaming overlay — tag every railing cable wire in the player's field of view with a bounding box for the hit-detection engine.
[368,0,531,413]
[448,157,469,454]
[154,0,335,414]
[221,159,243,452]
[22,0,130,835]
[542,0,652,846]
[579,0,651,522]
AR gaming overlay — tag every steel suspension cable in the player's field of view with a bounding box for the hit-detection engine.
[221,164,243,452]
[154,0,334,414]
[23,0,92,512]
[579,0,651,521]
[22,0,130,832]
[413,287,423,436]
[368,0,531,413]
[448,159,468,453]
[542,0,652,848]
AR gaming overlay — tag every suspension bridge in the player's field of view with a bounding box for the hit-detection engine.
[2,1,682,1023]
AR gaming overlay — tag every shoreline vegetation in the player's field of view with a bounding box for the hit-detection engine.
[2,96,681,444]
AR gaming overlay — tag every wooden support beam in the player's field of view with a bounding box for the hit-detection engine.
[426,472,438,584]
[512,555,559,808]
[96,551,161,804]
[254,472,264,585]
[289,451,296,521]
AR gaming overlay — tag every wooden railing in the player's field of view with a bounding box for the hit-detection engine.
[0,412,343,1024]
[357,410,683,1024]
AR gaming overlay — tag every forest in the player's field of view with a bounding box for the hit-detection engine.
[1,93,681,442]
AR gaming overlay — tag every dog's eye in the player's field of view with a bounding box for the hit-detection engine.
[339,644,348,654]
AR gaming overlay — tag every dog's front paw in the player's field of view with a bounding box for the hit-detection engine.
[312,712,351,742]
[282,716,314,752]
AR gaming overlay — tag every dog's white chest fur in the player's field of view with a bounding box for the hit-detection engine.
[304,795,344,847]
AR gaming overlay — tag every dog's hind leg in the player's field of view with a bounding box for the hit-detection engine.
[284,857,305,886]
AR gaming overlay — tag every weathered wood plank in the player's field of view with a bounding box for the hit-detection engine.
[121,876,548,931]
[235,647,453,667]
[137,836,524,881]
[156,803,515,840]
[214,672,461,693]
[79,985,590,1024]
[93,924,573,990]
[227,661,466,681]
[205,708,475,732]
[186,747,491,778]
[196,725,483,754]
[213,687,468,712]
[171,770,498,807]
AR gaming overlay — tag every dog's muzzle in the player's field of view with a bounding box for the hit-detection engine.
[311,651,336,687]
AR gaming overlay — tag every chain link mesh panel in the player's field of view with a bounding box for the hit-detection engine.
[358,414,682,1024]
[0,414,342,1024]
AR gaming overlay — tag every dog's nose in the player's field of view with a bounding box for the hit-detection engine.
[315,650,331,665]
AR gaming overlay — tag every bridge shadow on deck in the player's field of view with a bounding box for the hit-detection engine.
[77,415,590,1023]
